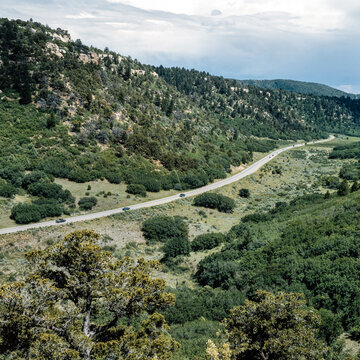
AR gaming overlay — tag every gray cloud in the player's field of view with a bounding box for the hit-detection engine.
[1,0,360,91]
[211,9,222,16]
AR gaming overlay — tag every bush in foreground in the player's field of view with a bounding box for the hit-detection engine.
[0,230,178,358]
[207,290,328,360]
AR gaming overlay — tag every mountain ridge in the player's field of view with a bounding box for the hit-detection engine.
[239,78,359,98]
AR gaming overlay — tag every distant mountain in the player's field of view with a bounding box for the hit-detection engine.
[239,79,359,99]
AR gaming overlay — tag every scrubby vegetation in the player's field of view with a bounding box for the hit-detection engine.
[193,193,236,213]
[191,232,224,251]
[141,216,188,243]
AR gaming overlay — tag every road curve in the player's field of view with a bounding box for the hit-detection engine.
[0,135,335,235]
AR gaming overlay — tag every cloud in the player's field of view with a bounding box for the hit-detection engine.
[211,9,222,16]
[0,0,360,90]
[336,85,360,95]
[66,11,97,19]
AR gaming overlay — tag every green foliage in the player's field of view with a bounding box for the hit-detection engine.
[218,290,327,360]
[238,188,250,198]
[240,79,357,98]
[141,177,161,192]
[321,175,340,189]
[337,179,350,196]
[351,180,360,193]
[126,183,147,197]
[163,287,245,325]
[195,192,360,333]
[339,163,360,181]
[329,142,360,159]
[10,203,42,224]
[105,171,122,184]
[0,230,178,359]
[193,193,236,213]
[170,320,220,360]
[163,237,191,259]
[318,309,344,344]
[141,216,188,243]
[78,196,97,210]
[191,233,225,252]
[0,181,17,198]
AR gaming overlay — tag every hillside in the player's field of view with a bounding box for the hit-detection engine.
[239,79,359,98]
[2,18,360,221]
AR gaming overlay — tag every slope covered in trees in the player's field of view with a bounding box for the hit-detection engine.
[155,66,360,138]
[0,18,277,206]
[240,79,358,98]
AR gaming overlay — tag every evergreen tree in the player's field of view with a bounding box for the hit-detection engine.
[337,179,350,196]
[0,230,178,359]
[207,290,328,360]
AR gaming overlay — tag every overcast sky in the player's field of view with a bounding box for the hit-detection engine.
[2,0,360,93]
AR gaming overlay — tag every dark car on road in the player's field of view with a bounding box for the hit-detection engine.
[122,207,131,211]
[179,193,186,198]
[55,218,66,223]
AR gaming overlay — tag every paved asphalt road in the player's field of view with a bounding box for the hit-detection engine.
[0,135,335,235]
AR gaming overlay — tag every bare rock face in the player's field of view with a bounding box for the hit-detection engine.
[52,33,71,43]
[46,42,65,58]
[131,69,146,76]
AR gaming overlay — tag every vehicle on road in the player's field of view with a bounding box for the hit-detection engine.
[122,207,131,211]
[179,193,186,198]
[55,218,66,223]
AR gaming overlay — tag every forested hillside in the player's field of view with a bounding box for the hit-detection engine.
[162,189,360,358]
[3,18,360,223]
[155,66,360,139]
[0,18,276,202]
[240,79,359,98]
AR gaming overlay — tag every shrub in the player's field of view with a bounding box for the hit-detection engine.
[163,237,190,259]
[78,196,97,210]
[142,216,188,243]
[195,251,240,289]
[68,168,94,183]
[105,171,122,184]
[193,193,235,213]
[239,188,250,198]
[141,178,161,192]
[27,182,63,199]
[191,233,224,251]
[126,184,146,197]
[0,182,17,198]
[10,203,42,224]
[22,171,53,189]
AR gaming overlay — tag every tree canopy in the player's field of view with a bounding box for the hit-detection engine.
[0,230,178,359]
[207,290,327,360]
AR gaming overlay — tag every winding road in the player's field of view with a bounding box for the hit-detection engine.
[0,135,335,235]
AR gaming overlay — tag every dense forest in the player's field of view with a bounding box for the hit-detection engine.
[155,66,360,139]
